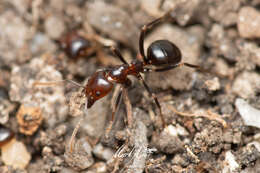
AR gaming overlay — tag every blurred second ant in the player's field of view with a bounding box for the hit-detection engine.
[57,23,117,65]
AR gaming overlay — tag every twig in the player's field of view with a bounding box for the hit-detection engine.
[167,104,227,128]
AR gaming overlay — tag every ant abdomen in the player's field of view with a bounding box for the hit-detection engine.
[60,32,91,59]
[147,40,182,66]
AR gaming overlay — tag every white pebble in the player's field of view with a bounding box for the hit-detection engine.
[223,151,239,173]
[1,138,31,169]
[93,143,114,161]
[235,98,260,128]
[165,125,178,137]
[248,141,260,152]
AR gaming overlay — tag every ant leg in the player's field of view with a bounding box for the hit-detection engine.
[137,75,166,127]
[144,64,181,72]
[105,85,123,136]
[139,15,169,63]
[144,62,212,74]
[122,88,133,128]
[110,46,128,64]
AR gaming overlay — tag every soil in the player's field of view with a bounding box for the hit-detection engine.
[0,0,260,173]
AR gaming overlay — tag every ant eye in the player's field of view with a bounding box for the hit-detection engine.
[95,91,101,96]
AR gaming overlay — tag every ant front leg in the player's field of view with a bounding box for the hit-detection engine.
[137,74,166,128]
[105,85,123,136]
[122,87,133,129]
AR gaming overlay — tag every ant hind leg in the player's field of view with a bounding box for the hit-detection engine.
[137,75,166,128]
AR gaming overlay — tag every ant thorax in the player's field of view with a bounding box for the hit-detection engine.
[107,64,129,83]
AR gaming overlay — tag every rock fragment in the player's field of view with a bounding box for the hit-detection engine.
[238,6,260,38]
[0,11,32,65]
[222,151,239,173]
[152,125,183,154]
[44,15,66,39]
[93,143,114,161]
[64,138,94,170]
[9,58,68,128]
[86,1,139,50]
[204,77,221,91]
[16,104,43,135]
[1,138,31,169]
[235,98,260,128]
[232,71,260,99]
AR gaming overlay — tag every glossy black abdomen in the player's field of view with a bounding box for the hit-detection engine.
[147,40,182,66]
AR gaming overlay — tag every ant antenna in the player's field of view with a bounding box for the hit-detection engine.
[33,79,85,89]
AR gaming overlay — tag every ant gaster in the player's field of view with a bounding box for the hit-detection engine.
[59,31,93,59]
[34,13,204,152]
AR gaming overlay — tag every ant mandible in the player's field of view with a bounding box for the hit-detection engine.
[34,13,204,152]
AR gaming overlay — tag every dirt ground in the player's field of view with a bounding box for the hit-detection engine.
[0,0,260,173]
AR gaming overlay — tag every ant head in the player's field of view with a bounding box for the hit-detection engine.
[84,71,113,108]
[147,40,182,66]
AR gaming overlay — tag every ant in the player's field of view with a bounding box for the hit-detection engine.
[58,24,116,64]
[34,13,207,152]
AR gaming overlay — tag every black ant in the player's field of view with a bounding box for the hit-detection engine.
[34,13,207,152]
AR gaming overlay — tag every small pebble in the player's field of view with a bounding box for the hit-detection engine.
[152,125,183,154]
[165,125,178,137]
[223,151,239,173]
[235,98,260,128]
[248,142,260,152]
[44,15,66,39]
[0,11,31,65]
[238,6,260,38]
[16,104,43,135]
[232,71,260,99]
[1,138,31,169]
[86,162,107,173]
[176,124,189,136]
[64,138,94,170]
[30,32,57,55]
[0,99,15,124]
[93,143,114,161]
[205,77,221,91]
[141,0,164,17]
[86,1,139,50]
